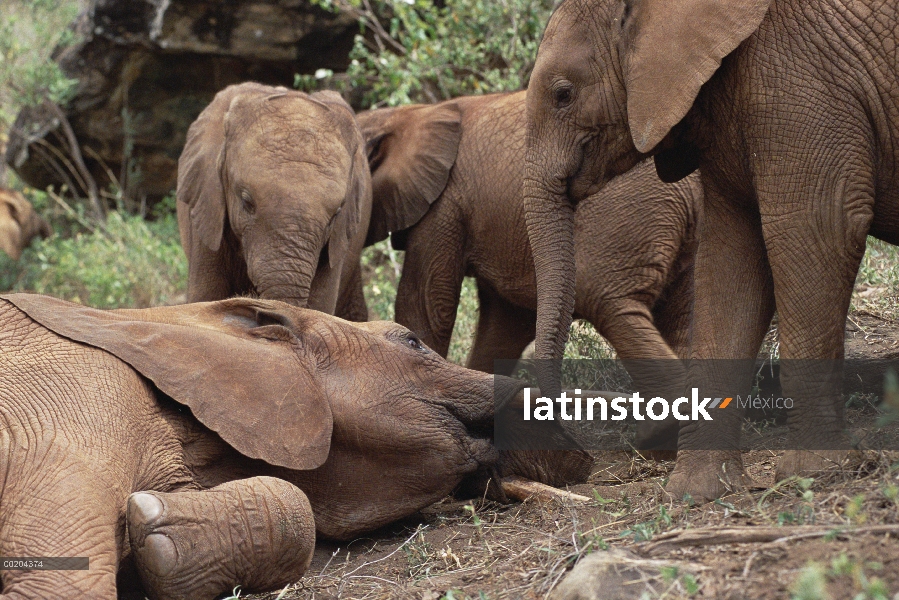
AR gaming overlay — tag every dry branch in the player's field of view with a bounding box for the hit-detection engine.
[500,476,592,504]
[641,524,899,556]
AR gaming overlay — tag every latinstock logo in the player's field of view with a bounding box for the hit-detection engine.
[521,388,735,422]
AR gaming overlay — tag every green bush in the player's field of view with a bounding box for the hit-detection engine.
[302,0,555,107]
[1,196,186,308]
[0,0,80,142]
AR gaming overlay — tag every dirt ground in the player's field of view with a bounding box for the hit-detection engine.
[247,315,899,600]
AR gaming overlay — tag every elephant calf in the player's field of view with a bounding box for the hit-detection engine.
[0,188,51,262]
[177,83,371,320]
[0,294,586,599]
[357,92,702,448]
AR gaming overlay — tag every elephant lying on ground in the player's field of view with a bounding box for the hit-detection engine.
[522,0,899,501]
[177,82,371,320]
[0,188,51,261]
[0,294,588,598]
[356,91,702,450]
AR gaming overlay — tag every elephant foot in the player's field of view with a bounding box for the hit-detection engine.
[127,477,315,600]
[775,449,861,481]
[665,450,752,504]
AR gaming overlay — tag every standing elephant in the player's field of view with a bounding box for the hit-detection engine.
[177,82,371,320]
[356,92,701,450]
[0,188,51,261]
[0,293,586,598]
[523,0,899,501]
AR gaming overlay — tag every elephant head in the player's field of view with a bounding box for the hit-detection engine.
[523,0,770,392]
[0,188,52,261]
[177,82,370,312]
[355,102,463,247]
[4,293,498,539]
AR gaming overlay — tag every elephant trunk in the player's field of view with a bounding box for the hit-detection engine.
[522,168,576,400]
[247,239,319,307]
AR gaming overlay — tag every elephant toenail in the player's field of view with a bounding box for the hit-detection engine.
[128,492,164,525]
[140,533,178,577]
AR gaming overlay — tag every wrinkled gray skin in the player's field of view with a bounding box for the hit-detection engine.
[357,91,702,452]
[524,0,899,501]
[0,295,497,598]
[177,82,371,320]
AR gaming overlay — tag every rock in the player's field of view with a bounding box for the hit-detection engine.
[5,0,357,204]
[551,548,694,600]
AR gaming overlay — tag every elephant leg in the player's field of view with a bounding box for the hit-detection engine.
[127,476,315,600]
[652,254,695,360]
[593,299,682,456]
[394,205,465,357]
[336,260,368,322]
[757,165,873,480]
[466,284,536,375]
[0,456,121,598]
[666,179,775,503]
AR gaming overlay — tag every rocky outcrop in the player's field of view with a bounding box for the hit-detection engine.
[5,0,357,204]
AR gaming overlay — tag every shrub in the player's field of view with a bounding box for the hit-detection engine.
[1,192,186,308]
[0,0,80,144]
[301,0,555,107]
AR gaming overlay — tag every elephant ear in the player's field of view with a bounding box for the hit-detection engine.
[309,90,369,271]
[329,137,369,271]
[3,293,333,471]
[177,83,271,253]
[356,102,462,245]
[623,0,772,152]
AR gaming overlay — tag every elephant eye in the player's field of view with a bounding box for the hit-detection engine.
[552,81,574,107]
[240,190,256,214]
[405,335,424,351]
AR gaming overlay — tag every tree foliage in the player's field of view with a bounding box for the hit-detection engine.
[301,0,556,107]
[0,0,81,140]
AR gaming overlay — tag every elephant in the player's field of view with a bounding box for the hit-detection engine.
[356,91,702,451]
[523,0,899,501]
[176,82,371,320]
[0,188,51,261]
[0,293,589,598]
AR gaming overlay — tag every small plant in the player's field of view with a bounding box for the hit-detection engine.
[618,505,674,542]
[844,494,869,526]
[790,562,830,600]
[759,476,816,524]
[827,553,891,600]
[464,503,484,538]
[402,528,436,579]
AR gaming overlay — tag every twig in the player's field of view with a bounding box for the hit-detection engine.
[501,476,592,504]
[46,102,104,221]
[45,187,98,234]
[641,524,899,556]
[741,551,759,577]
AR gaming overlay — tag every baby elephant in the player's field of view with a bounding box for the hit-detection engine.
[0,294,513,598]
[177,83,371,320]
[357,92,702,449]
[0,188,51,261]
